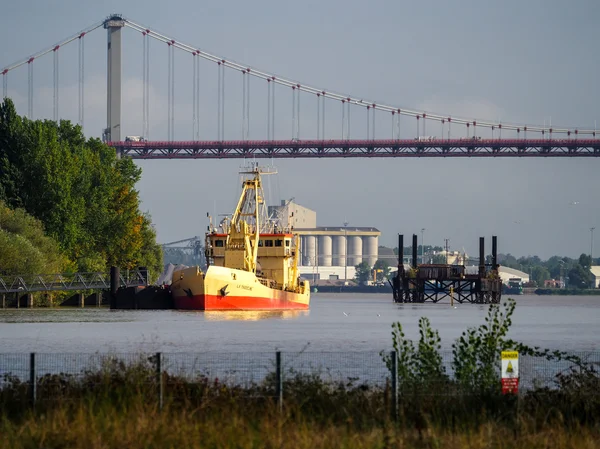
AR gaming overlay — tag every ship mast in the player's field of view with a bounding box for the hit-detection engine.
[225,163,276,273]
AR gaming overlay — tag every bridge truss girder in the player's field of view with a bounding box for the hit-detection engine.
[111,139,600,159]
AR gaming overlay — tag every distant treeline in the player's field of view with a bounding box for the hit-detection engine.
[496,253,596,289]
[0,98,162,279]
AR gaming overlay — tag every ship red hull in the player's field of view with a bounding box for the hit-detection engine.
[173,293,310,311]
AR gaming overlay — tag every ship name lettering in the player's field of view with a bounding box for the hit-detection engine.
[237,284,253,291]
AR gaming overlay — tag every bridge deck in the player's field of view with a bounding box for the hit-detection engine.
[109,139,600,159]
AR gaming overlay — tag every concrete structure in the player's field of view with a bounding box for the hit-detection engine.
[432,250,468,265]
[268,199,316,230]
[362,235,379,267]
[347,236,363,265]
[465,266,529,284]
[591,266,600,288]
[104,15,124,144]
[332,235,346,266]
[299,228,380,275]
[497,266,530,284]
[318,235,332,267]
[302,235,317,266]
[298,266,357,284]
[268,199,380,279]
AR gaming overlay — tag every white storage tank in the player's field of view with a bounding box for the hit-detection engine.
[363,235,378,267]
[348,235,363,266]
[318,235,332,267]
[332,235,347,266]
[304,235,316,266]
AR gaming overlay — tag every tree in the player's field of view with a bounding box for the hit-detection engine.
[373,259,391,282]
[0,98,163,276]
[497,253,519,269]
[431,254,446,264]
[354,261,371,285]
[578,253,592,269]
[0,201,69,275]
[567,265,593,289]
[530,266,550,287]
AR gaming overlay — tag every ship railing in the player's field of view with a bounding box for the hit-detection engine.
[257,278,278,289]
[0,269,149,294]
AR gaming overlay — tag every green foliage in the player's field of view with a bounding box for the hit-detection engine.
[578,253,592,269]
[0,98,162,277]
[380,317,447,390]
[497,253,596,289]
[530,265,550,287]
[354,261,371,284]
[383,298,593,396]
[451,299,517,392]
[431,254,446,264]
[568,264,593,289]
[0,201,69,274]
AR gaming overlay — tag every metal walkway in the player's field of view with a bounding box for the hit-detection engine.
[0,270,148,294]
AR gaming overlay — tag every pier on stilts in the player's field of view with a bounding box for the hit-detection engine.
[390,234,502,304]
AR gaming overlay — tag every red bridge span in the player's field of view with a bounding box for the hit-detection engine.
[109,139,600,159]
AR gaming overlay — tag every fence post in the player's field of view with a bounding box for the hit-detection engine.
[391,350,398,422]
[156,352,163,411]
[30,352,36,407]
[275,351,283,413]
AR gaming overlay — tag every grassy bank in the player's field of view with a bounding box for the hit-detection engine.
[1,357,599,449]
[2,401,600,449]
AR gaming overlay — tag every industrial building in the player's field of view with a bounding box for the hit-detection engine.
[591,266,600,288]
[268,200,381,282]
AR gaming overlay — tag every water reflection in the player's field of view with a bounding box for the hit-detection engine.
[202,310,310,321]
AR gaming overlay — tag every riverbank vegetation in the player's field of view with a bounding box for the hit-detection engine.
[0,98,162,280]
[0,299,598,448]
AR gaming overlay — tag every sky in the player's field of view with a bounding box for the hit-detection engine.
[1,0,599,260]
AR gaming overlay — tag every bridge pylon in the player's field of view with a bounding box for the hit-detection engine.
[104,14,125,155]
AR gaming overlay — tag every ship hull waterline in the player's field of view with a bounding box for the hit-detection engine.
[171,265,310,311]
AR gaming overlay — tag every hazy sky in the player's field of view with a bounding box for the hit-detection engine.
[1,0,599,259]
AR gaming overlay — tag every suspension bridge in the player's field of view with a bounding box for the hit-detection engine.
[2,14,599,159]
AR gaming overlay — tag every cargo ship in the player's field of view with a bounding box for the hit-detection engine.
[170,165,310,311]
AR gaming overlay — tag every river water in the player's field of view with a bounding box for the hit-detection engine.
[0,294,598,354]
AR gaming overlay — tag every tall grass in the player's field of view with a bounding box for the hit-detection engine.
[0,353,599,448]
[1,398,599,449]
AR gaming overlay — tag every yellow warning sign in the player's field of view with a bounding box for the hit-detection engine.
[501,351,519,379]
[501,351,518,360]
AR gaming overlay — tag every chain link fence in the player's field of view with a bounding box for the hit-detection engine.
[1,351,598,413]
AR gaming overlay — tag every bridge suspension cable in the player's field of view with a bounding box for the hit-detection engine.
[1,16,597,139]
[78,33,85,128]
[1,20,102,125]
[27,59,33,119]
[372,105,376,140]
[143,30,150,140]
[167,41,175,141]
[122,17,596,136]
[53,47,59,121]
[1,21,103,75]
[193,51,200,140]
